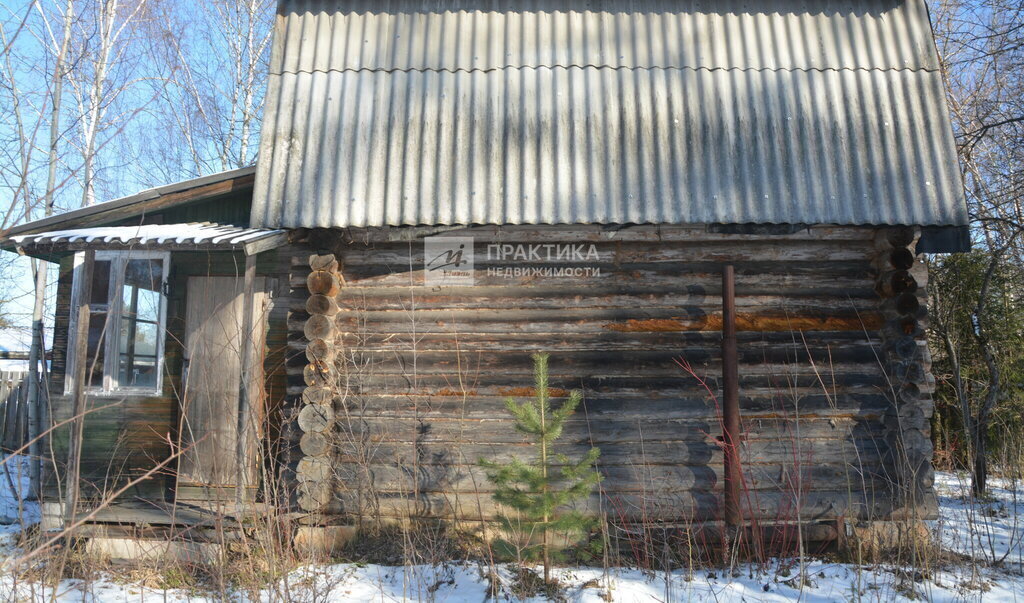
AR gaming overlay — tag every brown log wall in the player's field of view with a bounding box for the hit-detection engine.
[286,225,937,523]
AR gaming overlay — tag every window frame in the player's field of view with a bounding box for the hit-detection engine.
[66,250,170,396]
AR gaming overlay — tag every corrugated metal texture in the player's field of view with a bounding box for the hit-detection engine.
[272,0,939,72]
[12,223,285,250]
[252,0,968,228]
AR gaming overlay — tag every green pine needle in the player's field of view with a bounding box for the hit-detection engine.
[479,354,603,569]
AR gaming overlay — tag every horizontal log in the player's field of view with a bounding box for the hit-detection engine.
[324,393,891,420]
[337,241,874,266]
[330,293,881,314]
[307,270,340,296]
[300,431,331,456]
[330,416,883,445]
[317,276,881,300]
[297,481,332,511]
[885,359,928,384]
[326,372,890,394]
[881,335,921,360]
[339,438,888,468]
[883,292,920,316]
[296,456,332,482]
[306,294,339,316]
[319,359,885,384]
[325,311,885,335]
[327,262,878,290]
[876,270,918,298]
[880,317,923,340]
[320,488,891,521]
[310,348,881,377]
[303,364,334,387]
[289,329,879,351]
[309,254,339,272]
[288,329,879,362]
[334,462,887,495]
[287,373,891,400]
[302,315,334,341]
[302,386,334,405]
[896,383,920,405]
[298,403,334,433]
[305,339,334,364]
[292,259,877,286]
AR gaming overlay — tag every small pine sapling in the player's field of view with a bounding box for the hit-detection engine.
[480,353,602,583]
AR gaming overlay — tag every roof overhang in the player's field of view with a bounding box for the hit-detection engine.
[4,166,255,241]
[7,223,287,261]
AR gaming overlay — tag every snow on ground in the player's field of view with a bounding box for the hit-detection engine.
[3,558,1022,602]
[0,469,1021,601]
[0,455,38,527]
[932,470,1024,568]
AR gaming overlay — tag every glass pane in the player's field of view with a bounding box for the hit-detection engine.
[120,320,158,358]
[116,258,164,389]
[122,260,162,321]
[86,312,108,388]
[89,260,112,306]
[118,352,157,388]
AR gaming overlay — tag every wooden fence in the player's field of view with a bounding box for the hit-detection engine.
[0,370,30,451]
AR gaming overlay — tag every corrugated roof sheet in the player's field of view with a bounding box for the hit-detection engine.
[273,0,940,72]
[11,223,287,255]
[252,0,968,228]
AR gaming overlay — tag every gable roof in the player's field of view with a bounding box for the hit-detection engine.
[252,0,968,229]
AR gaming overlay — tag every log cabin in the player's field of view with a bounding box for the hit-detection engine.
[3,0,968,553]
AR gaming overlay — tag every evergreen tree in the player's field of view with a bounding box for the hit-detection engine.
[480,353,602,583]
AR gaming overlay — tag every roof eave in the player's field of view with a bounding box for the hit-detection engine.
[3,166,256,241]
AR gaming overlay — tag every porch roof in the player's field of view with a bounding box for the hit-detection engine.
[7,222,288,259]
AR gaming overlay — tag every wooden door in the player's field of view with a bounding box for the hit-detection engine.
[177,276,268,502]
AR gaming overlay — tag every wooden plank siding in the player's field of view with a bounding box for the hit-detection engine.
[43,247,296,504]
[287,225,934,523]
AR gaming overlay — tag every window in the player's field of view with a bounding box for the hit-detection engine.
[68,251,169,395]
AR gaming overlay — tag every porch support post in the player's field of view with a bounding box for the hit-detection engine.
[235,252,258,506]
[26,258,47,501]
[721,264,742,528]
[64,249,94,528]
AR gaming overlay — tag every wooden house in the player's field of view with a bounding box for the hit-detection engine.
[3,0,968,550]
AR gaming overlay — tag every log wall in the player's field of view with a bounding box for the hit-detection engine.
[286,225,937,524]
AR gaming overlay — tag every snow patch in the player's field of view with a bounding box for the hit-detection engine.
[931,470,1024,567]
[0,455,39,527]
[0,471,1020,601]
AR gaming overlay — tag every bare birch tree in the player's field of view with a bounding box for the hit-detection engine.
[24,0,77,499]
[142,0,273,181]
[64,0,153,207]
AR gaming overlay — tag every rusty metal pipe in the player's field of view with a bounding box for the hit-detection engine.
[721,265,741,527]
